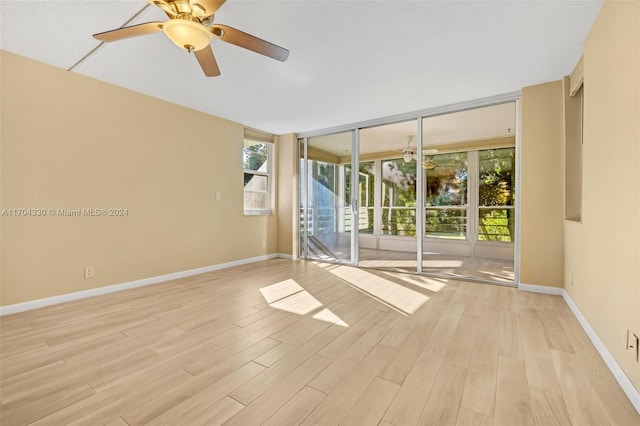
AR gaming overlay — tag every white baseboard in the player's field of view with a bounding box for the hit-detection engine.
[274,253,294,259]
[0,253,289,316]
[562,290,640,415]
[518,282,564,295]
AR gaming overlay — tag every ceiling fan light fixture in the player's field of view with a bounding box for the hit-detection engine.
[423,158,436,170]
[163,19,213,51]
[93,0,290,77]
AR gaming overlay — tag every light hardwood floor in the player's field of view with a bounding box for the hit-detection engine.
[358,249,514,284]
[0,259,637,425]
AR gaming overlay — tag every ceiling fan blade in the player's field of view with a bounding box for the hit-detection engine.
[93,22,163,42]
[194,45,221,77]
[210,24,289,62]
[191,0,226,17]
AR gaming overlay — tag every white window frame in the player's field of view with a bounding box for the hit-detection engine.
[243,139,273,216]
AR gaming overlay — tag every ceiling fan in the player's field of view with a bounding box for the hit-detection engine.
[401,136,418,163]
[400,136,438,169]
[93,0,289,77]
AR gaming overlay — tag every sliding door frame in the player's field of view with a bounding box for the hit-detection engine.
[513,99,522,288]
[416,118,424,273]
[351,129,360,265]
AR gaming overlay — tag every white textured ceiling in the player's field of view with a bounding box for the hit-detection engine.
[0,0,602,135]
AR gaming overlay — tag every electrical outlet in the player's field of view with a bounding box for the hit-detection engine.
[261,241,266,248]
[84,266,94,279]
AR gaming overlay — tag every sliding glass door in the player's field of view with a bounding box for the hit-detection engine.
[421,103,516,283]
[297,101,517,285]
[300,132,357,264]
[357,120,419,272]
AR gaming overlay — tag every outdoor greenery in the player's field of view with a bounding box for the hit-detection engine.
[381,159,416,236]
[243,141,270,211]
[478,148,515,242]
[425,152,468,238]
[344,160,418,236]
[478,148,514,206]
[243,142,268,185]
[304,147,515,242]
[425,152,468,206]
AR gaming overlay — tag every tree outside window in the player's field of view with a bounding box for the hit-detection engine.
[478,148,515,242]
[243,140,272,214]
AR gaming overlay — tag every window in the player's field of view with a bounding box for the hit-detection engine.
[345,162,375,234]
[243,139,272,215]
[425,152,468,239]
[311,161,338,234]
[478,148,515,242]
[382,159,416,236]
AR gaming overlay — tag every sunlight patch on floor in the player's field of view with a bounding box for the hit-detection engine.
[380,271,448,292]
[259,279,304,303]
[260,279,348,327]
[313,308,348,327]
[269,290,323,315]
[324,265,430,315]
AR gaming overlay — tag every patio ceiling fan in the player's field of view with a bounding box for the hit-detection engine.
[400,136,438,169]
[93,0,289,77]
[401,136,418,163]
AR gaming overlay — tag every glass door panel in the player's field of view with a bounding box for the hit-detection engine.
[422,103,516,284]
[357,119,419,272]
[424,152,469,239]
[381,158,418,237]
[304,132,354,263]
[297,102,516,284]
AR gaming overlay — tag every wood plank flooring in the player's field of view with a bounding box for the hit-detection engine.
[0,259,637,425]
[358,249,515,284]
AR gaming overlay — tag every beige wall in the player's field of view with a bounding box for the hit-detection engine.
[520,80,565,287]
[276,133,297,256]
[0,51,278,306]
[564,0,640,390]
